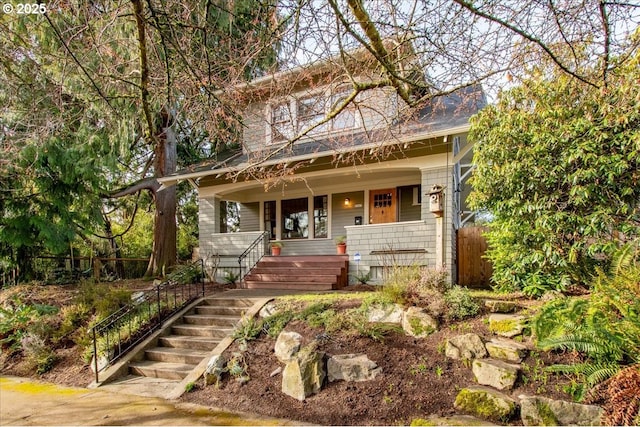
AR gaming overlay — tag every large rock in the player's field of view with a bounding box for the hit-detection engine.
[402,307,439,338]
[519,395,603,426]
[472,358,520,390]
[274,331,303,363]
[258,302,279,318]
[454,386,517,423]
[445,334,487,361]
[366,304,404,323]
[410,415,495,426]
[281,341,325,401]
[204,354,226,386]
[488,314,526,338]
[485,338,528,362]
[327,354,382,382]
[484,300,517,313]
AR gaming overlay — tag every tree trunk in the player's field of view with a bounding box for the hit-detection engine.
[145,123,178,277]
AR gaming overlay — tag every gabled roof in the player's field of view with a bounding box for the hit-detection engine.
[159,85,486,187]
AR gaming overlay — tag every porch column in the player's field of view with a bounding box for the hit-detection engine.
[420,166,452,273]
[199,195,222,239]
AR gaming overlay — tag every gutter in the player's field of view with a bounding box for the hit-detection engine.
[157,123,470,190]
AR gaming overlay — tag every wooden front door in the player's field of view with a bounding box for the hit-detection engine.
[369,188,397,224]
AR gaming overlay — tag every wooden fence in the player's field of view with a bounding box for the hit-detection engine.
[457,226,493,289]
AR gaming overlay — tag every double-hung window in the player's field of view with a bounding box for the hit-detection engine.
[297,95,327,134]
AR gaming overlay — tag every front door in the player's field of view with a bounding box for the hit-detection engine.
[369,188,397,224]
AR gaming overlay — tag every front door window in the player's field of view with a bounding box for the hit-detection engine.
[369,188,397,224]
[282,198,308,239]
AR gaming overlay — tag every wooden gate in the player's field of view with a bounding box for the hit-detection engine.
[457,226,493,289]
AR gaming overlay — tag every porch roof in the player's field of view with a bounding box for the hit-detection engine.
[158,85,485,188]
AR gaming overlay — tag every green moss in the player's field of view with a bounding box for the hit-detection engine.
[536,401,559,426]
[410,419,436,426]
[409,316,434,337]
[455,389,515,422]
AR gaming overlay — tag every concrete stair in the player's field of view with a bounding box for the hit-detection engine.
[127,297,253,381]
[243,255,349,290]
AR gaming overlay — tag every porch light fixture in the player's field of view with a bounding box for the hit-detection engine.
[344,198,350,206]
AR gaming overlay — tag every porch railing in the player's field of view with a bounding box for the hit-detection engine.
[238,231,269,281]
[90,260,205,383]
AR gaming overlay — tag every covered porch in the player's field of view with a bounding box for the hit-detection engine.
[197,152,455,284]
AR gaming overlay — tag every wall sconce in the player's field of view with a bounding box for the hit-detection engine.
[344,198,350,206]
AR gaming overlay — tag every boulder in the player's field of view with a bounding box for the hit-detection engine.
[485,338,528,362]
[454,386,517,423]
[281,341,325,401]
[488,314,526,338]
[410,415,495,426]
[366,304,404,324]
[274,331,303,363]
[327,354,382,382]
[472,358,520,390]
[484,300,517,313]
[258,302,279,318]
[402,307,439,338]
[540,290,565,302]
[519,395,603,426]
[445,334,487,361]
[204,354,226,386]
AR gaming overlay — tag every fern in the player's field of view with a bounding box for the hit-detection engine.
[533,243,640,400]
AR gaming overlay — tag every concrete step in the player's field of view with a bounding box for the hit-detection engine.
[171,324,234,338]
[158,335,221,351]
[195,305,247,316]
[244,281,335,290]
[129,360,195,380]
[145,347,209,364]
[201,297,255,308]
[182,314,241,327]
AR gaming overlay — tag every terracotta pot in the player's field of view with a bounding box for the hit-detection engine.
[271,246,281,256]
[336,243,347,254]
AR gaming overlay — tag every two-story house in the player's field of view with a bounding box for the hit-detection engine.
[159,46,486,289]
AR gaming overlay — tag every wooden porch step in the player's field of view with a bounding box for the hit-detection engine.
[244,281,335,290]
[129,360,195,380]
[259,255,349,262]
[244,273,339,283]
[158,335,221,351]
[243,255,349,291]
[145,347,209,364]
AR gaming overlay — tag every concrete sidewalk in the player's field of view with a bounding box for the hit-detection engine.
[0,376,295,426]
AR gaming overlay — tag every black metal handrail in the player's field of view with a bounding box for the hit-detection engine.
[90,260,205,383]
[238,231,269,281]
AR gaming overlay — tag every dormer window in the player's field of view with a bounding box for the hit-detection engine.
[267,87,360,145]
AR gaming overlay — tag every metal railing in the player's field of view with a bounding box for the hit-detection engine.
[238,231,269,281]
[90,260,205,383]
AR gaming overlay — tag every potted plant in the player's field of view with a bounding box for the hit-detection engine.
[334,235,347,254]
[270,241,284,256]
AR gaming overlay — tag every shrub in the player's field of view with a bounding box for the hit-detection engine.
[444,286,480,320]
[232,316,263,343]
[21,332,57,374]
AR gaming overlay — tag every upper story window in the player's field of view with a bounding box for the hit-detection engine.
[271,102,294,143]
[267,86,359,144]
